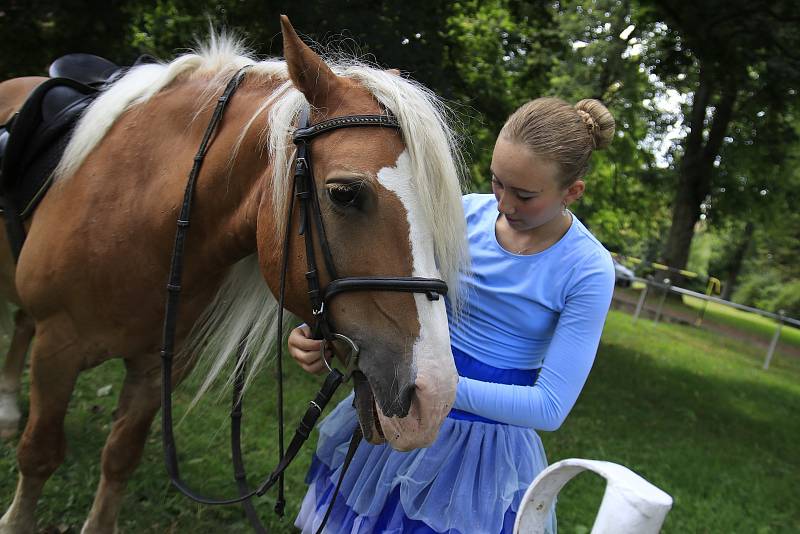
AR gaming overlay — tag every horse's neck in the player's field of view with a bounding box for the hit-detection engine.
[179,78,281,270]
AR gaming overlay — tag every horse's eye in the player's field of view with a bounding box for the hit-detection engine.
[327,183,363,207]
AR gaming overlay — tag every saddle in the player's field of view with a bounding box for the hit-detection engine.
[0,53,155,260]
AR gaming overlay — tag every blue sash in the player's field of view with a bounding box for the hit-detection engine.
[447,345,541,424]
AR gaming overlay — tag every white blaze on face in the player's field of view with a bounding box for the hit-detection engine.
[375,150,458,450]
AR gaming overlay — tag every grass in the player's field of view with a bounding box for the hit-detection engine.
[682,295,800,349]
[622,283,800,362]
[1,310,799,532]
[543,311,800,533]
[0,348,352,533]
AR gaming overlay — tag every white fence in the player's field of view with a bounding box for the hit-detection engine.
[624,276,800,370]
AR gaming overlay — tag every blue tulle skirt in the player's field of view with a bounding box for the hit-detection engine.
[295,347,556,534]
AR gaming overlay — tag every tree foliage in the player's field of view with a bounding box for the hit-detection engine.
[635,0,800,277]
[1,0,798,311]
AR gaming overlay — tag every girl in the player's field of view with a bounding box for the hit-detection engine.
[292,97,616,533]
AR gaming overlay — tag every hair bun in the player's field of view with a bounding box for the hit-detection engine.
[575,99,615,150]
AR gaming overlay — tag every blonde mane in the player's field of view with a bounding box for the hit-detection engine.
[55,34,469,399]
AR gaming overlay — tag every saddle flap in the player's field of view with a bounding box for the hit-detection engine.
[2,78,96,183]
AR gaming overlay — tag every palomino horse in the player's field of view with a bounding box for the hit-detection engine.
[0,16,468,533]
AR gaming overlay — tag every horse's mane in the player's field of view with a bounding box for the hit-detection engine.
[55,33,469,399]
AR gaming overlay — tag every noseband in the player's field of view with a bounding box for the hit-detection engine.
[159,67,449,533]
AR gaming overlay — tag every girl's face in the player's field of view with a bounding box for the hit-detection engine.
[490,137,584,232]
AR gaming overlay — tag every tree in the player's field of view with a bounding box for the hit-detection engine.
[547,0,674,254]
[0,0,136,77]
[636,0,800,276]
[442,0,562,187]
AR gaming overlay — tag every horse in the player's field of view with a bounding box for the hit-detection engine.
[0,16,468,533]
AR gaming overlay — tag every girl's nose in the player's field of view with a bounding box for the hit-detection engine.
[498,192,516,215]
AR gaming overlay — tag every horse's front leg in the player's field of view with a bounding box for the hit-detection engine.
[82,351,197,534]
[81,355,161,534]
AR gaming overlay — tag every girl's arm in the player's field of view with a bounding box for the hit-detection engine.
[453,254,615,430]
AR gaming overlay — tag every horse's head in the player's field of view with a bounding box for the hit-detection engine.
[257,17,467,450]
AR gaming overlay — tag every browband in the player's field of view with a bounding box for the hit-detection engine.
[293,114,401,141]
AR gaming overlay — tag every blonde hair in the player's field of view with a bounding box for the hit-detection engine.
[499,97,615,187]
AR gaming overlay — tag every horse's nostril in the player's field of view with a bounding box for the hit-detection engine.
[384,382,414,418]
[401,383,415,407]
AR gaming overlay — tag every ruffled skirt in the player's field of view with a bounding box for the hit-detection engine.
[295,349,556,534]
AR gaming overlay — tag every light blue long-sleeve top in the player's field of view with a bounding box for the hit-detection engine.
[448,193,615,431]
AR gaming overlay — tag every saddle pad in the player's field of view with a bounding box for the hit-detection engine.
[0,77,98,217]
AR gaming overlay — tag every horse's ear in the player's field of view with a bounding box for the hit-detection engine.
[280,15,339,108]
[386,68,401,77]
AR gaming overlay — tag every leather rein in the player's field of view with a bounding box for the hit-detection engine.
[159,66,448,532]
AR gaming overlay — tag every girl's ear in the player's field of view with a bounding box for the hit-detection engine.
[564,180,585,205]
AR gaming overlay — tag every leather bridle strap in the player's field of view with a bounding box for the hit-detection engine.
[325,276,448,302]
[315,424,363,534]
[160,67,253,503]
[290,109,449,347]
[293,114,403,141]
[159,68,345,532]
[160,67,451,534]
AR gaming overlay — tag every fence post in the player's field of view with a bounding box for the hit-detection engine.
[653,278,671,325]
[763,310,785,370]
[694,299,710,327]
[632,277,650,323]
[694,278,721,327]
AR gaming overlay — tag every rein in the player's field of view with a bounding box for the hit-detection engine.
[159,67,448,532]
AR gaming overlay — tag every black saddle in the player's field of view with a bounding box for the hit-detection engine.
[0,53,155,260]
[48,53,122,87]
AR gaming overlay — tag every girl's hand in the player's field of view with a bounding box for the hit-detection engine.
[287,324,332,375]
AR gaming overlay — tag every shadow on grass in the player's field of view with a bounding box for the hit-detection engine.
[545,341,800,533]
[0,356,326,533]
[3,331,799,533]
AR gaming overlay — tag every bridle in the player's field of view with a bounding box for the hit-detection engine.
[291,109,449,346]
[159,66,448,532]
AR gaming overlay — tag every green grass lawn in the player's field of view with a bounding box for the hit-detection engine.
[1,310,799,532]
[627,281,800,351]
[543,311,800,533]
[682,295,800,349]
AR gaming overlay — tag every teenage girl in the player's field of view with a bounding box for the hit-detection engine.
[292,97,616,534]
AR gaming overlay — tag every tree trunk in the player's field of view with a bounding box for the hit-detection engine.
[660,70,738,283]
[721,221,755,300]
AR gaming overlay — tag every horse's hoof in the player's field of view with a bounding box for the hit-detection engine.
[81,520,120,534]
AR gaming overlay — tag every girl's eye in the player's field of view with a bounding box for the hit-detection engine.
[491,177,503,188]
